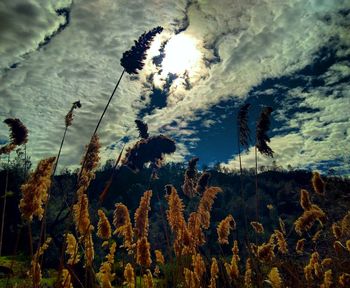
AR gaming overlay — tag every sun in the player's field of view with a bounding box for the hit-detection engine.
[161,34,201,75]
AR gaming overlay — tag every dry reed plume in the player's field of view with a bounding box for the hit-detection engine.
[124,263,135,288]
[0,118,28,155]
[217,214,236,244]
[96,242,116,288]
[256,106,274,157]
[97,209,112,240]
[134,190,152,239]
[195,172,210,195]
[312,171,325,195]
[182,157,199,198]
[238,103,251,151]
[113,203,134,250]
[197,186,222,229]
[19,156,56,221]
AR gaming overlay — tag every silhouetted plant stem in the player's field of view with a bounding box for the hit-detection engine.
[0,154,10,256]
[255,145,259,221]
[79,69,125,181]
[28,222,33,258]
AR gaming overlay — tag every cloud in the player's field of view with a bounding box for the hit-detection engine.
[0,0,349,174]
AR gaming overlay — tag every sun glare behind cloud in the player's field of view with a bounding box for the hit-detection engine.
[161,34,201,75]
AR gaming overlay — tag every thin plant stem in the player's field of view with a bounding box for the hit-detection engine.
[79,69,125,181]
[0,154,10,256]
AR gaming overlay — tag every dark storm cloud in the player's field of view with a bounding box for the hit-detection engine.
[0,0,73,69]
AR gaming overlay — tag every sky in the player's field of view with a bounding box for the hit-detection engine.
[0,0,349,174]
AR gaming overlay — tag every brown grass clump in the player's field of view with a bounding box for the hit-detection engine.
[250,221,264,234]
[182,157,199,198]
[136,237,152,267]
[134,190,152,239]
[312,171,325,195]
[320,269,333,288]
[208,257,219,288]
[65,101,81,127]
[341,211,350,238]
[19,157,56,221]
[65,233,80,265]
[154,249,165,265]
[113,203,133,250]
[96,242,116,288]
[339,273,350,287]
[267,267,283,288]
[300,189,312,211]
[29,237,51,288]
[77,134,100,193]
[60,269,73,288]
[217,214,236,244]
[332,223,342,239]
[143,269,154,288]
[197,187,222,229]
[294,206,326,235]
[0,118,28,155]
[73,193,93,236]
[97,209,112,240]
[256,106,274,157]
[195,172,210,195]
[122,135,176,172]
[256,242,275,262]
[296,238,306,254]
[244,258,253,288]
[274,230,288,254]
[124,263,135,288]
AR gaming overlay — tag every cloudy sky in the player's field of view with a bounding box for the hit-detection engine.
[0,0,349,174]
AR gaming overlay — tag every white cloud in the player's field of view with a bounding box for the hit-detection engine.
[0,0,349,173]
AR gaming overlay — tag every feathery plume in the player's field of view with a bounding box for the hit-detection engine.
[122,135,176,172]
[294,206,326,235]
[65,100,82,127]
[296,239,306,254]
[300,189,312,211]
[197,187,222,229]
[238,103,251,151]
[225,257,239,282]
[184,268,200,288]
[83,232,94,267]
[96,242,116,288]
[217,214,236,244]
[73,193,92,236]
[60,269,73,288]
[124,263,135,288]
[267,267,283,288]
[136,237,152,267]
[195,172,211,195]
[256,106,274,157]
[332,223,342,239]
[339,273,350,287]
[143,269,154,288]
[0,118,28,155]
[113,203,133,250]
[121,26,163,74]
[321,258,332,268]
[244,258,253,288]
[165,185,186,235]
[304,252,319,282]
[208,258,219,288]
[257,242,275,262]
[320,269,332,288]
[187,212,205,251]
[155,250,165,265]
[134,190,152,239]
[333,240,344,254]
[192,253,206,282]
[341,211,350,238]
[279,217,286,235]
[19,157,56,221]
[29,237,51,288]
[312,171,325,195]
[274,230,288,254]
[97,209,112,240]
[346,240,350,252]
[65,233,80,265]
[250,221,264,234]
[77,134,100,192]
[135,119,149,139]
[182,157,199,198]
